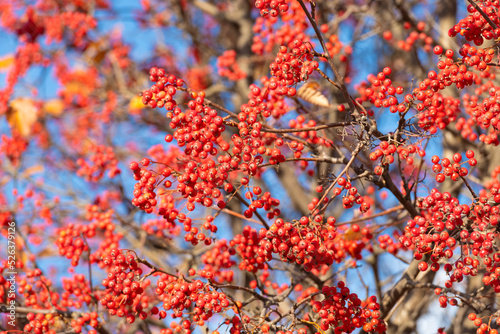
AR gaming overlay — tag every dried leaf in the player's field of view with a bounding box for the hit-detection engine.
[6,98,39,137]
[83,39,109,65]
[43,98,65,116]
[297,82,330,107]
[37,247,59,258]
[343,229,363,241]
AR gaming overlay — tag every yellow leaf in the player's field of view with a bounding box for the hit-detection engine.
[43,98,65,116]
[6,98,39,138]
[65,80,90,96]
[0,54,14,72]
[129,96,146,111]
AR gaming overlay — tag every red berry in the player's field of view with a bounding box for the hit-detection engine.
[433,45,443,55]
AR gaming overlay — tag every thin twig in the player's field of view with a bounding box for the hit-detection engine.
[260,121,351,133]
[336,204,405,226]
[313,142,364,214]
[466,0,499,30]
[460,175,478,200]
[258,156,347,168]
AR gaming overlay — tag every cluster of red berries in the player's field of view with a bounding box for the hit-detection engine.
[200,239,236,283]
[459,79,500,145]
[357,67,403,113]
[485,165,500,203]
[386,46,489,134]
[167,94,224,159]
[242,187,281,219]
[254,0,289,17]
[23,313,56,334]
[377,231,405,255]
[174,158,226,211]
[331,224,374,268]
[449,2,500,45]
[55,223,91,266]
[0,134,28,167]
[129,159,166,214]
[311,282,386,333]
[468,312,500,334]
[1,42,47,112]
[431,151,476,183]
[55,207,118,267]
[261,216,374,272]
[251,15,280,55]
[100,249,150,323]
[417,93,461,134]
[155,274,230,325]
[401,188,500,297]
[400,190,463,272]
[47,11,97,46]
[270,43,317,86]
[230,226,268,273]
[412,44,495,134]
[251,1,307,55]
[396,21,434,52]
[250,270,290,294]
[141,69,184,110]
[141,70,253,216]
[261,217,336,271]
[287,115,334,147]
[225,315,245,334]
[182,212,218,246]
[67,312,101,334]
[408,60,466,104]
[327,178,373,213]
[86,209,122,269]
[22,310,100,333]
[18,270,57,310]
[183,223,209,246]
[459,43,494,69]
[76,144,120,182]
[370,142,425,175]
[235,82,287,148]
[433,287,459,308]
[323,32,351,63]
[216,50,246,81]
[225,133,262,173]
[61,274,93,308]
[142,217,180,239]
[240,83,281,126]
